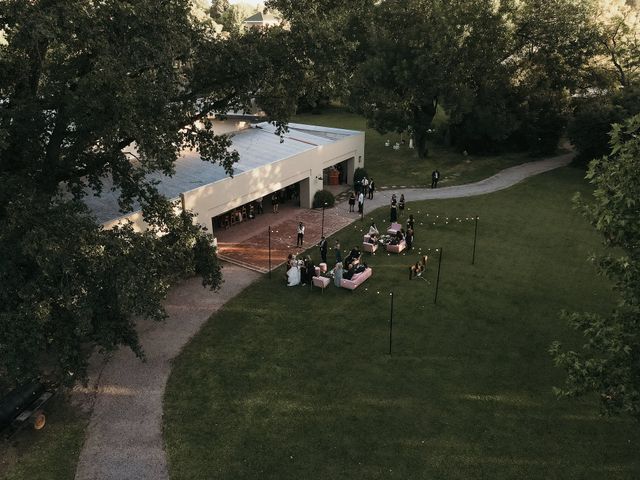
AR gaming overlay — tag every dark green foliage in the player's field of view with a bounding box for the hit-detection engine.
[209,0,230,22]
[353,167,369,186]
[568,86,640,165]
[0,0,306,387]
[312,189,335,209]
[521,90,570,156]
[568,99,625,165]
[551,114,640,420]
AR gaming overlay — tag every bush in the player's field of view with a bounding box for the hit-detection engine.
[353,167,369,186]
[568,99,624,165]
[313,190,335,208]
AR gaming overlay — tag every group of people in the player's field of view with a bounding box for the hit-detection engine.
[348,190,365,214]
[332,245,368,287]
[357,176,375,199]
[389,193,407,222]
[286,242,368,288]
[286,254,316,286]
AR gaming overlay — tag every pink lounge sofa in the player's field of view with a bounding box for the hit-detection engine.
[362,235,378,254]
[340,267,373,290]
[312,275,330,292]
[387,222,402,235]
[386,240,407,254]
[362,241,378,253]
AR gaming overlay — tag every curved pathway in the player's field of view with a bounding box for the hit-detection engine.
[74,153,572,480]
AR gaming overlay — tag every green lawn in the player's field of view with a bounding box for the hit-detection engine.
[0,396,88,480]
[164,166,640,480]
[292,107,536,188]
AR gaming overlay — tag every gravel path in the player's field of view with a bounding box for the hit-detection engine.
[74,153,572,480]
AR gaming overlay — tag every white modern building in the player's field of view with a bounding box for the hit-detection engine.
[84,119,365,235]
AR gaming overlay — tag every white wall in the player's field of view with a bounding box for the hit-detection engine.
[102,129,365,234]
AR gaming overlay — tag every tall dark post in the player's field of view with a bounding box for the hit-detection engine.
[321,202,327,237]
[268,225,272,279]
[434,247,443,304]
[389,292,394,355]
[472,215,479,265]
[361,194,365,222]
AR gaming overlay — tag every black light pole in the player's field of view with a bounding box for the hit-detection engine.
[268,225,272,279]
[321,202,327,237]
[361,193,365,222]
[472,215,479,265]
[434,247,443,304]
[389,291,394,355]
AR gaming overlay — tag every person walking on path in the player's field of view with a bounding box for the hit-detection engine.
[348,191,356,212]
[358,191,364,214]
[319,236,328,264]
[334,239,342,264]
[368,178,375,199]
[399,194,405,217]
[272,191,280,213]
[361,177,369,196]
[296,222,305,247]
[431,169,440,188]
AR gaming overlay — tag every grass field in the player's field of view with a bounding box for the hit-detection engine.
[0,396,88,480]
[164,166,640,480]
[292,108,535,189]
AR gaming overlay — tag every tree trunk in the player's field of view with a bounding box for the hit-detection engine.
[412,100,438,159]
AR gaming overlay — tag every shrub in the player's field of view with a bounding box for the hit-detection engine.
[353,167,369,186]
[568,99,624,166]
[313,190,335,208]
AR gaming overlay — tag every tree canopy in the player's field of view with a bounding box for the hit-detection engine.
[0,0,307,386]
[551,113,640,420]
[342,0,601,157]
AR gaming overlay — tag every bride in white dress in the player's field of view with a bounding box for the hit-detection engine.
[287,262,301,286]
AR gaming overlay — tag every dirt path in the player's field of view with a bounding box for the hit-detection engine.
[74,153,572,480]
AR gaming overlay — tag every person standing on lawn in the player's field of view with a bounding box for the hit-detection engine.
[390,199,398,222]
[296,222,305,247]
[358,191,364,214]
[406,226,414,250]
[399,194,405,217]
[334,239,342,264]
[319,236,328,264]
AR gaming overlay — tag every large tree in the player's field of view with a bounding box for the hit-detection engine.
[348,0,517,158]
[592,0,640,87]
[550,114,640,420]
[0,0,306,386]
[347,0,600,157]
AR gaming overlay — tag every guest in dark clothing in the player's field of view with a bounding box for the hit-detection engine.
[390,200,398,222]
[348,192,356,212]
[319,236,328,264]
[407,214,415,230]
[406,227,414,250]
[302,257,315,285]
[344,246,361,267]
[390,229,405,245]
[343,263,356,280]
[431,170,440,188]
